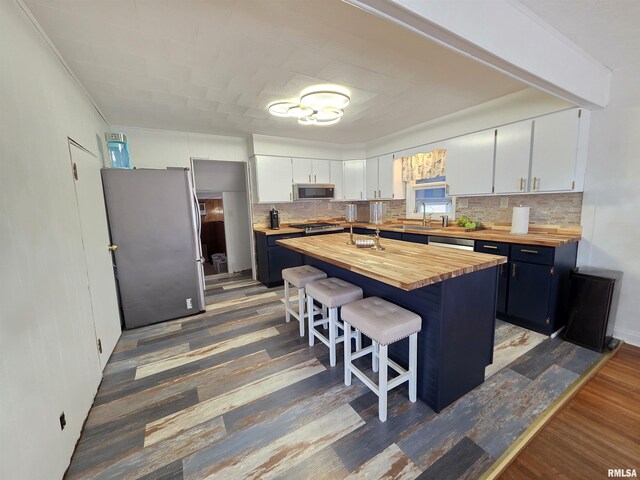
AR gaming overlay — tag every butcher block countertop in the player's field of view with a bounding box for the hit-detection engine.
[253,225,310,235]
[277,232,507,291]
[345,223,581,247]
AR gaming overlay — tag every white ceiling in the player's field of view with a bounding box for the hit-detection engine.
[515,0,640,70]
[24,0,528,143]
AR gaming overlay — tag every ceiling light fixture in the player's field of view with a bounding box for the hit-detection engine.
[267,84,351,126]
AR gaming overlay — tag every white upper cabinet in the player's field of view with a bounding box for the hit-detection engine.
[446,129,495,196]
[343,160,365,200]
[531,109,581,192]
[291,158,331,183]
[313,160,331,183]
[365,154,403,200]
[494,121,533,194]
[330,161,344,200]
[292,158,312,183]
[253,155,293,203]
[365,157,379,199]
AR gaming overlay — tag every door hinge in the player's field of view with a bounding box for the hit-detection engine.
[97,338,102,354]
[72,163,78,180]
[550,267,555,275]
[571,180,575,190]
[545,317,551,325]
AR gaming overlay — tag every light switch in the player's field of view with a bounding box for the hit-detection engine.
[500,197,509,209]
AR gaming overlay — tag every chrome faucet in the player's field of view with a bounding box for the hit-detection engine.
[415,201,429,226]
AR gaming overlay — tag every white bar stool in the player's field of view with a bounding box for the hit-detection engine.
[342,297,421,422]
[282,266,327,337]
[305,277,363,367]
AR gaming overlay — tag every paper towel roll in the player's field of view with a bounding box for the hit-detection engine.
[511,206,530,234]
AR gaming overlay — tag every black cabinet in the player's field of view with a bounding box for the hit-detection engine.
[352,227,374,235]
[402,233,429,244]
[255,232,303,287]
[474,241,509,314]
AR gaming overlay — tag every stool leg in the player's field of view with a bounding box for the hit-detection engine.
[307,294,315,347]
[344,321,352,386]
[372,340,379,373]
[322,305,328,330]
[409,332,418,403]
[329,307,337,367]
[297,287,305,337]
[379,344,388,422]
[355,329,362,351]
[284,280,290,323]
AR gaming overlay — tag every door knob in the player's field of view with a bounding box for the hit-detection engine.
[108,244,118,252]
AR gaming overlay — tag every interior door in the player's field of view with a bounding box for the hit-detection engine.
[69,141,121,369]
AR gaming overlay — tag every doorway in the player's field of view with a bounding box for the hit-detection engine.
[192,160,253,275]
[199,196,227,275]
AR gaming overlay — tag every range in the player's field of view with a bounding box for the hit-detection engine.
[289,222,344,235]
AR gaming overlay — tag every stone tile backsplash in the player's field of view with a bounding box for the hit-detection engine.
[252,200,407,225]
[456,192,583,225]
[252,193,582,226]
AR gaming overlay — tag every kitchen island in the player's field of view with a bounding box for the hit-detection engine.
[278,233,508,412]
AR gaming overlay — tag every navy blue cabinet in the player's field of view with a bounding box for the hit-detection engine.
[352,227,374,235]
[380,230,403,240]
[474,241,509,314]
[507,261,553,328]
[255,232,303,287]
[402,233,429,244]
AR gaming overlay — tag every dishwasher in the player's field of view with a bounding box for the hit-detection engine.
[428,235,475,251]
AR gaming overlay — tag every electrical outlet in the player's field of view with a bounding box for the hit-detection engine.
[59,412,66,430]
[500,197,509,209]
[186,298,193,309]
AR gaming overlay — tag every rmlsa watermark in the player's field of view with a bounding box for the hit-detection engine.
[608,469,638,478]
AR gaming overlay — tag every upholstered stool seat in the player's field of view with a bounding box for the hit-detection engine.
[305,278,363,367]
[342,296,421,422]
[282,266,327,337]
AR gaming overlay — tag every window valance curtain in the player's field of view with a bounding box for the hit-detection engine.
[400,149,446,182]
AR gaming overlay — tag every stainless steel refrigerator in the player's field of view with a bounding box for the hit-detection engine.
[101,168,206,329]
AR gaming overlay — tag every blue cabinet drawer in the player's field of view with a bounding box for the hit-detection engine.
[267,233,303,247]
[475,241,509,256]
[402,233,429,244]
[380,230,402,240]
[352,227,374,235]
[510,244,554,265]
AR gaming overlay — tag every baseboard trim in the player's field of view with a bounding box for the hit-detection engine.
[613,327,640,347]
[479,341,621,480]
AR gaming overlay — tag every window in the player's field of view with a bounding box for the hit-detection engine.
[406,175,454,219]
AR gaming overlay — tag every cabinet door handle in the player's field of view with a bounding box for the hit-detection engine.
[519,177,525,191]
[309,174,311,182]
[360,191,363,199]
[499,264,504,275]
[512,263,517,277]
[374,190,377,198]
[379,189,382,198]
[533,177,538,191]
[521,249,539,254]
[290,192,292,201]
[314,174,316,182]
[483,245,498,250]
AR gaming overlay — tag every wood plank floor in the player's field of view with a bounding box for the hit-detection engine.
[498,343,640,479]
[65,272,602,479]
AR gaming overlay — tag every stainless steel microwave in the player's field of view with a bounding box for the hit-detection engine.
[293,183,335,200]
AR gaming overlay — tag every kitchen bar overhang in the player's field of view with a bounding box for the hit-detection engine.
[277,232,508,412]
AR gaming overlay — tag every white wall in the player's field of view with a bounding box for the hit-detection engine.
[222,191,253,273]
[366,88,571,157]
[112,125,249,168]
[193,159,247,194]
[578,64,640,346]
[252,133,366,160]
[0,1,116,478]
